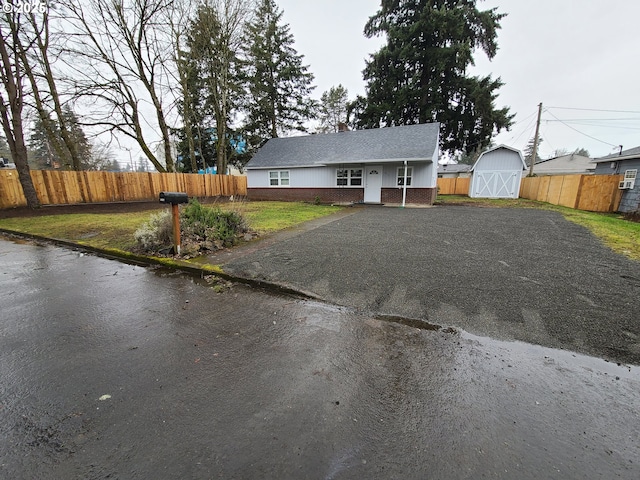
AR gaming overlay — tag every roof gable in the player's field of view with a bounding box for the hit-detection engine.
[246,123,440,169]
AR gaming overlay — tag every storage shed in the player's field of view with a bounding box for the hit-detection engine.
[469,145,526,198]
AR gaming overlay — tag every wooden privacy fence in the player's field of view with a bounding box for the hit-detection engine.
[437,174,623,213]
[437,177,470,195]
[520,174,623,212]
[0,170,248,209]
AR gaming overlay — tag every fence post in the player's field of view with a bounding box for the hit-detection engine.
[574,175,585,210]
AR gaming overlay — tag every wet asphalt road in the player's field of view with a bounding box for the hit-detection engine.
[1,238,639,479]
[223,206,640,365]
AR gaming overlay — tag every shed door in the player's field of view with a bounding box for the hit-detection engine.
[474,171,520,198]
[364,165,383,203]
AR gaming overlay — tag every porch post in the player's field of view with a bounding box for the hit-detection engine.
[402,160,408,207]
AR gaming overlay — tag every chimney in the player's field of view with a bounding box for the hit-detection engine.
[338,122,350,132]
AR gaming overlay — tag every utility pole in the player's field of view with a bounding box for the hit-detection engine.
[529,102,542,177]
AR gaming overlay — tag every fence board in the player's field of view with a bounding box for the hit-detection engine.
[0,170,26,207]
[0,170,247,209]
[576,175,623,212]
[519,174,623,212]
[437,177,470,195]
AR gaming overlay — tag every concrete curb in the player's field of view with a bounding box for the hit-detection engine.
[0,227,322,302]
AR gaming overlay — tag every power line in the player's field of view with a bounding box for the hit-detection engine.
[546,106,640,114]
[504,109,539,146]
[545,120,640,131]
[545,117,640,122]
[544,110,618,147]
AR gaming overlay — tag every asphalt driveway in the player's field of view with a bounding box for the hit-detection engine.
[223,206,640,365]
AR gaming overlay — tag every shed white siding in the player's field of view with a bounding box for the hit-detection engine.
[469,146,525,199]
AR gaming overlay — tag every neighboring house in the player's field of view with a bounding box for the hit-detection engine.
[245,123,440,205]
[438,163,471,178]
[528,153,595,175]
[592,146,640,213]
[469,145,526,199]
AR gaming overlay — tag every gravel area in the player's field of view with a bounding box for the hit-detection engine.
[224,205,640,364]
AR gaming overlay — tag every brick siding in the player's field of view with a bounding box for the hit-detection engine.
[248,188,364,203]
[248,187,436,205]
[381,188,436,205]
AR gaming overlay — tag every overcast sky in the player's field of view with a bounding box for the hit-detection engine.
[277,0,640,159]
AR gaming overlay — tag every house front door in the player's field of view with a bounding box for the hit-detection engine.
[364,165,383,203]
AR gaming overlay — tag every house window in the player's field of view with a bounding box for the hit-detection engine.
[336,168,363,186]
[269,170,289,186]
[397,166,413,186]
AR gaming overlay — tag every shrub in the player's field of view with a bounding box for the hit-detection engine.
[133,199,250,255]
[180,199,248,248]
[133,210,173,252]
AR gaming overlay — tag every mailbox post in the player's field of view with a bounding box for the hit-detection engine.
[159,192,188,254]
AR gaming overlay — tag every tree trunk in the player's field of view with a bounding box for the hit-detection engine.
[0,24,39,207]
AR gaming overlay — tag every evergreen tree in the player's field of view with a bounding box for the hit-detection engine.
[355,0,513,155]
[174,126,217,173]
[524,136,543,166]
[184,1,250,175]
[0,135,10,159]
[28,107,92,170]
[242,0,317,142]
[318,85,349,133]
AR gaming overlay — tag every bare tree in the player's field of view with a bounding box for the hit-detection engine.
[0,12,39,207]
[60,0,176,172]
[21,8,84,170]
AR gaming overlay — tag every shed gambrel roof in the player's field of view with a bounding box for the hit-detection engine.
[470,144,527,171]
[246,123,440,169]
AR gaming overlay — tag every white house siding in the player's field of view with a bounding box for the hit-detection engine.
[380,162,435,188]
[248,163,436,189]
[247,166,335,188]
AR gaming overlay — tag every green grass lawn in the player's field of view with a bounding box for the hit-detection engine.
[0,201,345,252]
[437,195,640,261]
[227,201,343,234]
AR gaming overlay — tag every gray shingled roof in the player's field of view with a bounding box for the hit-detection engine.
[246,123,440,169]
[593,146,640,163]
[438,163,471,173]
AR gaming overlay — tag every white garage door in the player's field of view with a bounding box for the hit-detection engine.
[473,171,520,198]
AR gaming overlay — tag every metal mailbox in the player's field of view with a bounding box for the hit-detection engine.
[159,191,188,205]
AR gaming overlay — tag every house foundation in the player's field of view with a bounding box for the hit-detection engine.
[247,187,436,205]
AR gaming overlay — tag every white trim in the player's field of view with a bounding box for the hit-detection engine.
[322,157,431,165]
[364,165,383,203]
[268,170,290,187]
[247,164,320,170]
[397,165,413,186]
[336,167,364,187]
